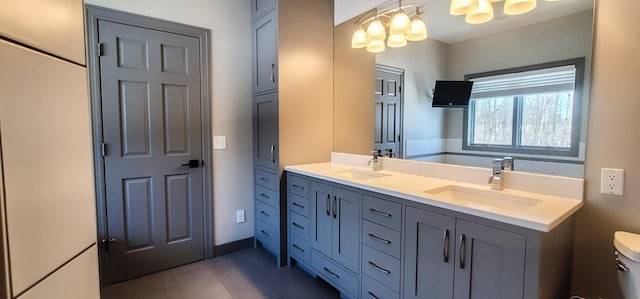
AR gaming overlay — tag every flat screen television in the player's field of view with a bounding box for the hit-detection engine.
[432,80,474,107]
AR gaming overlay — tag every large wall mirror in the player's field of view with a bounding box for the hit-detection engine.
[334,0,594,178]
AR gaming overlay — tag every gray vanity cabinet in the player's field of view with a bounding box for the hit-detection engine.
[309,180,362,274]
[404,206,526,299]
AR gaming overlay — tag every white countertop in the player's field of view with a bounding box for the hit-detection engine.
[285,161,583,232]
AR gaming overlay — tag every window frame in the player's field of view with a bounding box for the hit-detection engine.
[462,58,586,157]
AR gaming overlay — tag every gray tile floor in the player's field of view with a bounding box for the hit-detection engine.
[101,248,341,299]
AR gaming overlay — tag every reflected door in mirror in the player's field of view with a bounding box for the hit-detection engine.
[375,66,403,158]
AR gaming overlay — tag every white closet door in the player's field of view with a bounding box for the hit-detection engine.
[0,40,97,296]
[0,0,85,64]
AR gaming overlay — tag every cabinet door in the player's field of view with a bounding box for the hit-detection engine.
[310,181,333,257]
[253,10,277,94]
[252,0,276,20]
[404,207,455,299]
[453,220,526,299]
[332,187,361,273]
[253,93,278,169]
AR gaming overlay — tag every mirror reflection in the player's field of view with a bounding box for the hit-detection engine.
[333,0,594,178]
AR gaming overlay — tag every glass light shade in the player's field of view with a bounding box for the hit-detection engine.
[387,34,407,48]
[389,11,411,35]
[366,40,386,53]
[450,0,478,16]
[366,19,386,41]
[504,0,537,15]
[406,18,427,41]
[351,28,367,48]
[465,0,494,24]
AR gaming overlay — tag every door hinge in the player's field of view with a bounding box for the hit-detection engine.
[97,43,104,56]
[101,143,107,156]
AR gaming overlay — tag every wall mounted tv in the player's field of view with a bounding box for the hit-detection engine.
[432,80,474,108]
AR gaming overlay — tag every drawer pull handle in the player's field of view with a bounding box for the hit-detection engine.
[261,230,270,237]
[368,291,380,299]
[292,222,304,229]
[443,229,450,263]
[260,211,270,217]
[459,234,466,269]
[292,184,305,190]
[292,244,305,252]
[369,208,392,217]
[326,194,330,216]
[292,202,305,209]
[259,177,269,183]
[368,261,391,274]
[260,193,270,199]
[323,267,340,279]
[368,233,391,244]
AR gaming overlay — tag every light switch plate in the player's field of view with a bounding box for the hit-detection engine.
[600,168,624,196]
[236,209,245,223]
[213,136,227,150]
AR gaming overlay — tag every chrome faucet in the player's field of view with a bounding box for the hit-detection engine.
[368,150,383,171]
[488,157,515,190]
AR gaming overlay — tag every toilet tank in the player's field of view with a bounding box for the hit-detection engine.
[614,231,640,299]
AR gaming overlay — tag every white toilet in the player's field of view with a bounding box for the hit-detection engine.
[614,231,640,299]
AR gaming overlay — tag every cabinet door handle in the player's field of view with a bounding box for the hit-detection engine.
[368,233,391,244]
[367,291,380,299]
[292,243,305,252]
[325,194,330,216]
[459,234,466,269]
[271,63,275,83]
[270,145,275,163]
[323,267,340,279]
[333,196,337,219]
[368,261,391,274]
[292,202,305,209]
[292,222,304,230]
[259,193,270,199]
[260,210,269,217]
[369,208,392,217]
[443,229,450,263]
[292,184,304,190]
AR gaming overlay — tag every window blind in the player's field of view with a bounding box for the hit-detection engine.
[469,65,576,99]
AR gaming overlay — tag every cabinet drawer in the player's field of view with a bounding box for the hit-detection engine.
[289,211,309,239]
[362,245,401,291]
[288,193,309,217]
[288,174,309,198]
[363,195,401,231]
[255,168,279,191]
[311,250,359,298]
[256,220,278,253]
[289,234,310,266]
[256,200,279,228]
[362,220,401,258]
[362,274,399,299]
[255,185,278,208]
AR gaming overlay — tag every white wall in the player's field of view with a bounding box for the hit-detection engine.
[334,0,387,25]
[84,0,254,246]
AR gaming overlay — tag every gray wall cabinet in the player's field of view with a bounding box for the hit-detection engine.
[253,92,278,170]
[287,172,575,299]
[252,9,277,95]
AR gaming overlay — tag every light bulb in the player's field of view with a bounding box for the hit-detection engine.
[387,34,407,48]
[406,17,427,41]
[504,0,537,15]
[351,28,367,48]
[390,10,411,35]
[465,0,494,24]
[366,19,386,41]
[450,0,478,16]
[366,40,386,53]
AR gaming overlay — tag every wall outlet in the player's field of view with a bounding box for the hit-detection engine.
[236,209,245,223]
[600,168,624,196]
[213,136,227,150]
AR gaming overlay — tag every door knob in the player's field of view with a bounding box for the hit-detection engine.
[181,159,201,168]
[102,238,117,252]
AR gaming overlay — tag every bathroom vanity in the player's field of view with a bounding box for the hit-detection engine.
[283,153,583,299]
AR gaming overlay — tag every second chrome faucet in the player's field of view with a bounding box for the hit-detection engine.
[488,157,514,190]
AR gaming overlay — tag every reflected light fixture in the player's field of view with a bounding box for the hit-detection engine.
[351,1,428,53]
[450,0,561,24]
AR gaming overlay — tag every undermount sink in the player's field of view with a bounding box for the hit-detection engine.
[424,185,542,212]
[333,169,391,180]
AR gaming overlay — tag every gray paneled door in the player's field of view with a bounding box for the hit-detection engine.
[98,20,204,283]
[374,66,403,157]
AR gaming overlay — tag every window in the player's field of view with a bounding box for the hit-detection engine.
[463,58,584,157]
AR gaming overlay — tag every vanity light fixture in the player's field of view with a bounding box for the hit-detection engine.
[450,0,560,24]
[351,1,428,53]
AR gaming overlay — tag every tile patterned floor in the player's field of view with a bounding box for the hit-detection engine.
[101,248,341,299]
